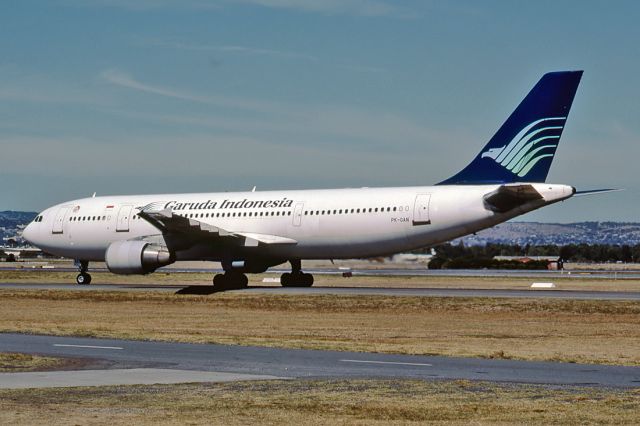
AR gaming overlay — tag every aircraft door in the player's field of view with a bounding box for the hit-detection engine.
[293,202,304,227]
[116,205,133,232]
[52,206,71,234]
[412,194,431,226]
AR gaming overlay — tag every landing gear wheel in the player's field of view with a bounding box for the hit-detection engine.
[76,273,91,285]
[213,272,248,290]
[302,273,314,287]
[280,272,292,287]
[213,274,225,287]
[280,272,313,287]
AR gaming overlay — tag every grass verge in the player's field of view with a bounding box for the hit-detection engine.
[0,353,66,372]
[1,379,639,425]
[1,289,639,365]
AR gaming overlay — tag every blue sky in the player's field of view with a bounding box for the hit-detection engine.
[1,0,639,222]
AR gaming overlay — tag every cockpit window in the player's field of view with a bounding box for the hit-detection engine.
[34,215,43,222]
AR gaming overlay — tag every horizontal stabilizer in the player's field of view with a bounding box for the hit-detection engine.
[484,184,543,213]
[573,188,622,197]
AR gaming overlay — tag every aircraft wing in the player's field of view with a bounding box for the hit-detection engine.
[137,207,297,247]
[483,184,543,213]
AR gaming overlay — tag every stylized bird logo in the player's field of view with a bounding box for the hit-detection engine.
[480,117,566,177]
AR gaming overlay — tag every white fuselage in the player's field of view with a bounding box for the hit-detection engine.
[23,183,574,263]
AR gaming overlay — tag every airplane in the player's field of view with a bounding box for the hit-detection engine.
[22,70,608,289]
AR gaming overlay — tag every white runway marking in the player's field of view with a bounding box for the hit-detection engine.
[340,359,432,367]
[53,344,124,350]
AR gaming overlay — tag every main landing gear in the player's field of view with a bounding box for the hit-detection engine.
[280,259,314,287]
[75,260,91,285]
[212,271,248,290]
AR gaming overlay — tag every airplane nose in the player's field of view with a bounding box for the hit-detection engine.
[22,223,35,245]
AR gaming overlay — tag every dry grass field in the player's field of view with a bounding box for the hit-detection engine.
[1,289,639,365]
[2,271,639,425]
[0,353,65,372]
[1,379,639,425]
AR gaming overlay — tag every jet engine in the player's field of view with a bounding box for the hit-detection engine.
[105,240,174,275]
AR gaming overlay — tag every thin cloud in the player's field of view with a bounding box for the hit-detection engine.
[336,63,388,74]
[144,40,320,62]
[141,39,387,74]
[230,0,408,17]
[100,69,293,115]
[101,69,211,103]
[66,0,410,17]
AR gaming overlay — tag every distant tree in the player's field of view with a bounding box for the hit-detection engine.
[559,245,576,262]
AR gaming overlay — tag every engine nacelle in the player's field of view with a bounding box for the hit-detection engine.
[105,240,174,275]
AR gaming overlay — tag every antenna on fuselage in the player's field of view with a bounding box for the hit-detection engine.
[91,192,96,198]
[251,186,256,192]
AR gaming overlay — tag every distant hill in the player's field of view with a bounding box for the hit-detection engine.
[455,222,640,246]
[0,211,37,229]
[0,211,37,244]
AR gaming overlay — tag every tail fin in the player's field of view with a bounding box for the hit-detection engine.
[439,71,583,185]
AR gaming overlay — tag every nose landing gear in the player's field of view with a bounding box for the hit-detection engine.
[74,260,91,285]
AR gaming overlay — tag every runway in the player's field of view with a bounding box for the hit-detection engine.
[2,333,639,388]
[2,282,640,300]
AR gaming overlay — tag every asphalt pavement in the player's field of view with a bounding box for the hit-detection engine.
[1,333,639,388]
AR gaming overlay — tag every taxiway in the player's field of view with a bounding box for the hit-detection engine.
[1,333,639,388]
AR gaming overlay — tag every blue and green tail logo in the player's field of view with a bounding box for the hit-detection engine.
[480,116,566,178]
[440,71,582,185]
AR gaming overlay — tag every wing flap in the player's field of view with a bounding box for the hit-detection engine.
[236,232,297,245]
